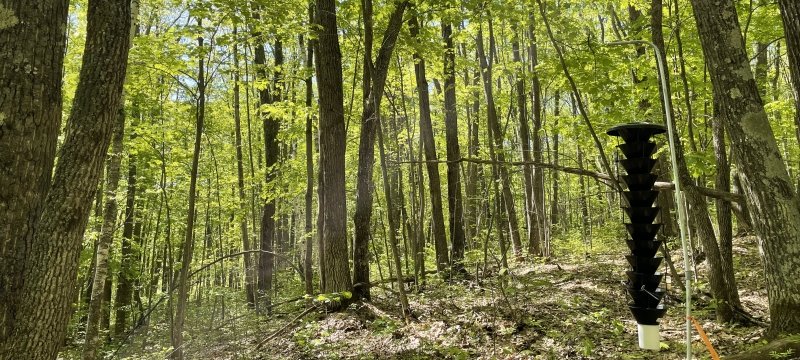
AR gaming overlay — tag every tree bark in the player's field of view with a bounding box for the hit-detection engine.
[2,0,131,357]
[303,7,315,298]
[83,108,126,360]
[410,13,451,271]
[692,0,800,336]
[352,0,407,299]
[442,21,467,272]
[0,0,69,345]
[527,14,546,257]
[778,0,800,145]
[115,144,138,337]
[315,0,353,294]
[231,27,256,307]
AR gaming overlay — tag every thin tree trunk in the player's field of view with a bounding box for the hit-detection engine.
[442,21,467,272]
[115,141,138,337]
[83,107,126,360]
[232,27,256,307]
[527,14,546,257]
[476,19,524,260]
[302,8,315,297]
[377,119,411,319]
[410,13,451,271]
[171,19,205,359]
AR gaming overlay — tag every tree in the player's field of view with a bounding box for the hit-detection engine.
[0,0,132,357]
[410,11,450,271]
[0,0,70,346]
[232,26,257,307]
[778,0,800,144]
[441,19,467,270]
[314,0,353,294]
[475,14,524,260]
[691,0,800,336]
[171,17,206,359]
[83,107,126,360]
[351,0,408,299]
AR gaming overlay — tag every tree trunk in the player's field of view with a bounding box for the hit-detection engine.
[0,0,69,345]
[115,146,138,337]
[352,0,407,299]
[303,7,315,297]
[692,0,800,336]
[511,22,537,257]
[778,0,800,145]
[171,19,205,359]
[527,14,546,257]
[551,93,560,231]
[2,0,131,357]
[475,20,524,260]
[314,0,353,294]
[410,13,450,271]
[232,27,256,307]
[442,21,467,272]
[83,108,126,360]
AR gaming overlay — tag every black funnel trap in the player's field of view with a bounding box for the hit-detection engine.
[625,240,662,258]
[626,271,664,292]
[608,122,668,333]
[623,207,660,224]
[626,255,663,274]
[627,288,666,308]
[607,123,667,143]
[625,223,662,242]
[618,141,658,159]
[621,158,658,175]
[623,190,659,208]
[623,174,659,191]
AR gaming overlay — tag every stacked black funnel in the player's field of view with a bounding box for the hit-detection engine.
[607,123,667,350]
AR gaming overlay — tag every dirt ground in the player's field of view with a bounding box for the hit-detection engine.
[72,235,772,360]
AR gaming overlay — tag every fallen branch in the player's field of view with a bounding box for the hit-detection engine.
[254,306,317,349]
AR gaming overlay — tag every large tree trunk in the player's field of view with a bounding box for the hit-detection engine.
[83,109,126,360]
[171,19,205,359]
[692,0,800,336]
[2,0,131,357]
[314,0,353,294]
[0,0,69,345]
[778,0,800,145]
[351,0,407,299]
[441,21,466,272]
[410,13,450,271]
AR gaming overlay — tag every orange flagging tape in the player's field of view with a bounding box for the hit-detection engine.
[689,316,721,360]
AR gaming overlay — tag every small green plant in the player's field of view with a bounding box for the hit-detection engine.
[770,349,795,359]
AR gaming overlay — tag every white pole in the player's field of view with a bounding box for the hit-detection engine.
[607,40,693,360]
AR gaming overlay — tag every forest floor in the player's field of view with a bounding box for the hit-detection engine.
[64,235,773,359]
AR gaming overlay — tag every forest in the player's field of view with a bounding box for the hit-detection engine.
[1,0,799,358]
